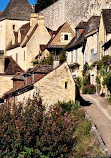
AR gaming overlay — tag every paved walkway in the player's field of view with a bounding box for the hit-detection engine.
[81,94,111,154]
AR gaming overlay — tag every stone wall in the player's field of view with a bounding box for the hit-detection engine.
[16,63,75,107]
[41,0,111,31]
[0,75,13,98]
[0,20,29,53]
[35,62,75,107]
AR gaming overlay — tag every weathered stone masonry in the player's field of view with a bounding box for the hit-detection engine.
[41,0,111,31]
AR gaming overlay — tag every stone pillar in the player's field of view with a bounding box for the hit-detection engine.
[0,50,4,74]
[38,14,45,27]
[53,55,60,69]
[30,13,39,27]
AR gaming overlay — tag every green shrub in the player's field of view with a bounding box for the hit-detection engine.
[0,99,103,157]
[59,50,66,64]
[103,73,111,93]
[75,77,82,90]
[0,100,76,157]
[108,95,111,105]
[83,73,90,86]
[96,76,100,85]
[69,63,80,71]
[82,84,96,94]
[82,85,88,94]
[58,100,74,115]
[82,62,90,77]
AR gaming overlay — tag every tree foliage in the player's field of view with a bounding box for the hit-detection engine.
[35,0,58,12]
[103,73,111,93]
[0,99,103,157]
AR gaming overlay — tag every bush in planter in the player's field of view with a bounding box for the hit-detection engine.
[87,84,96,94]
[82,84,96,94]
[82,85,88,94]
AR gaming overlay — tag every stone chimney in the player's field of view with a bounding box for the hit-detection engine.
[30,13,39,27]
[0,50,4,74]
[53,55,60,69]
[38,14,45,26]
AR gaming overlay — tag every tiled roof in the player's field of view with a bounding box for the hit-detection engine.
[46,27,56,37]
[47,23,65,48]
[102,9,111,33]
[40,45,47,52]
[3,64,53,98]
[3,88,14,98]
[7,22,30,50]
[75,21,87,29]
[0,0,31,21]
[47,22,74,49]
[20,23,30,42]
[27,65,53,74]
[66,16,100,50]
[21,24,38,47]
[12,72,25,80]
[3,56,24,75]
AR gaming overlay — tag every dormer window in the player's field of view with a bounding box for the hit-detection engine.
[61,33,71,43]
[64,34,68,41]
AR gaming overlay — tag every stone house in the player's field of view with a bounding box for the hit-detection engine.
[0,0,51,71]
[99,9,111,58]
[0,0,31,53]
[6,13,51,71]
[0,51,24,101]
[47,22,75,53]
[36,22,75,68]
[3,62,75,107]
[66,16,100,84]
[66,21,87,78]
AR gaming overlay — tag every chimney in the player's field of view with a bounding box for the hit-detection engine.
[38,14,45,26]
[0,50,4,74]
[53,55,60,69]
[30,13,39,27]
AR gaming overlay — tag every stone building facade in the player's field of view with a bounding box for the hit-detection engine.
[7,14,51,71]
[4,63,75,107]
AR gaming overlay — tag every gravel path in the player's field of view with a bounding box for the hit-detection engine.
[81,94,111,154]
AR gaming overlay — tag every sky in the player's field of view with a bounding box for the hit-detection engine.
[0,0,36,11]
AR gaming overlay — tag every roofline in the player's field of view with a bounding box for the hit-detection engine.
[0,18,30,22]
[85,29,99,38]
[3,62,68,98]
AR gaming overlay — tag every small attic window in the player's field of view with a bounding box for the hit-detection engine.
[13,25,15,30]
[64,34,68,41]
[65,81,68,89]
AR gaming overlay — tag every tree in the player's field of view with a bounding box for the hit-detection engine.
[35,0,58,12]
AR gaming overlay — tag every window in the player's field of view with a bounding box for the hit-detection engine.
[90,48,94,61]
[75,50,78,62]
[24,51,25,61]
[73,75,76,79]
[13,25,15,30]
[92,74,94,85]
[71,51,73,63]
[65,82,68,89]
[16,53,18,63]
[64,34,68,41]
